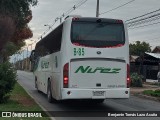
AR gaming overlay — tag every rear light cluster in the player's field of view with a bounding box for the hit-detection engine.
[63,63,69,88]
[116,20,123,23]
[73,42,124,48]
[72,17,80,21]
[127,64,131,88]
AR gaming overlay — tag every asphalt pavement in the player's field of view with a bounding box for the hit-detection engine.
[17,70,160,120]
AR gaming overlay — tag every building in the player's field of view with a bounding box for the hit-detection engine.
[152,46,160,53]
[130,46,160,81]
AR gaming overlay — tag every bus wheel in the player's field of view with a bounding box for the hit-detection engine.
[35,78,40,93]
[47,81,53,103]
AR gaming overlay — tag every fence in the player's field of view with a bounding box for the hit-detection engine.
[130,63,159,81]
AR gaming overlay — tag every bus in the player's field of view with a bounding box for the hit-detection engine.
[30,16,130,103]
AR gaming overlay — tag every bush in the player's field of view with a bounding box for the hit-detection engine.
[130,73,143,87]
[143,90,153,95]
[143,90,160,97]
[0,62,17,103]
[155,89,160,93]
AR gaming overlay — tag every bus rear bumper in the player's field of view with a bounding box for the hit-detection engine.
[61,88,130,100]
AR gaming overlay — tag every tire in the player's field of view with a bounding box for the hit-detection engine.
[47,81,53,103]
[35,77,40,93]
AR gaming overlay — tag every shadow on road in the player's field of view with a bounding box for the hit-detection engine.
[35,90,117,112]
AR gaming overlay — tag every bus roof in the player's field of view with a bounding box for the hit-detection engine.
[35,17,124,51]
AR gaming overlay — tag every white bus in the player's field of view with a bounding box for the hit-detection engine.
[30,16,130,103]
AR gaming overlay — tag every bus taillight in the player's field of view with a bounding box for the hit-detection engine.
[63,63,69,88]
[72,17,80,21]
[127,64,131,88]
[116,20,123,23]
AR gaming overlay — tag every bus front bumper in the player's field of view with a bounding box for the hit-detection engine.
[61,88,130,100]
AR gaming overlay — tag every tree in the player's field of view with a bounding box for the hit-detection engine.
[0,0,38,51]
[0,0,38,62]
[0,62,17,103]
[0,0,37,28]
[0,16,16,51]
[0,41,25,62]
[12,26,33,43]
[129,41,151,56]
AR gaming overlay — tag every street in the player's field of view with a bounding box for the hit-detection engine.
[17,70,160,120]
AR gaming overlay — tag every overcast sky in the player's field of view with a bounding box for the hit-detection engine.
[27,0,160,49]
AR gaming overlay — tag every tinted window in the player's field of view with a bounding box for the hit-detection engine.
[35,24,63,58]
[71,21,125,47]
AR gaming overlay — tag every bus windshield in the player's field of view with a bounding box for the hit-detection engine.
[71,21,125,47]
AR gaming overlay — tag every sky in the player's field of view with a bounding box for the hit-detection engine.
[26,0,160,50]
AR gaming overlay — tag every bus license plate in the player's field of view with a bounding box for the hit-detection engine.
[93,91,105,96]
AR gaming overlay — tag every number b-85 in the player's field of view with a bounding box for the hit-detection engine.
[74,48,84,56]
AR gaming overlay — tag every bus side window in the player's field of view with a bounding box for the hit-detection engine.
[48,24,63,53]
[36,46,50,57]
[34,24,63,56]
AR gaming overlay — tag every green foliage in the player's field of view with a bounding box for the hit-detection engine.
[129,41,151,56]
[0,41,25,61]
[143,90,160,97]
[0,83,50,120]
[143,90,153,95]
[0,0,38,28]
[5,41,25,55]
[0,62,17,103]
[0,0,37,57]
[130,72,143,87]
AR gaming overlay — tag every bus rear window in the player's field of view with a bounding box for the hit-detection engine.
[71,21,125,47]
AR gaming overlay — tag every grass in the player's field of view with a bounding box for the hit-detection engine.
[143,89,160,97]
[0,82,51,120]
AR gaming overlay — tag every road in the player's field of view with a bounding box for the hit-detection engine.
[17,70,160,120]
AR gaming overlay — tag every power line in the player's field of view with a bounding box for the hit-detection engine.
[62,0,87,17]
[126,9,160,45]
[127,12,160,27]
[126,8,160,22]
[125,7,160,29]
[37,0,87,42]
[99,0,135,15]
[128,21,160,30]
[20,0,88,63]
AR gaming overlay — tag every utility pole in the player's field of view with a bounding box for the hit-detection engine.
[96,0,100,17]
[22,50,24,70]
[28,43,33,71]
[26,46,29,70]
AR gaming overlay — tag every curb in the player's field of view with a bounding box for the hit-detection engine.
[18,82,56,120]
[132,93,160,102]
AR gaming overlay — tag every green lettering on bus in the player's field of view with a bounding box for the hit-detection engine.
[75,66,121,74]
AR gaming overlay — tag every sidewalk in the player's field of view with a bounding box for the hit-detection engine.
[130,82,160,101]
[130,83,160,95]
